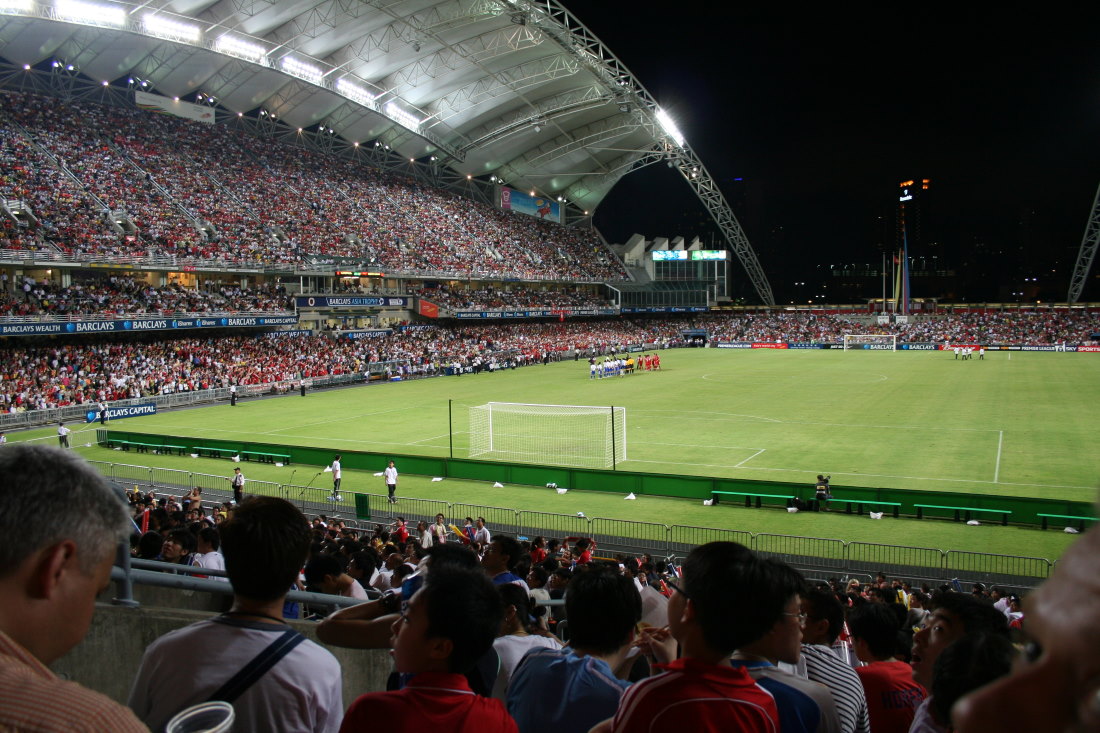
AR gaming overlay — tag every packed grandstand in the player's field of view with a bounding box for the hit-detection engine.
[1,89,1098,420]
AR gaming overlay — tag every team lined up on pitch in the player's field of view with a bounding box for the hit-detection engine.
[589,353,661,378]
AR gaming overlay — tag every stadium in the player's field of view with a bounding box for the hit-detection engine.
[0,2,1098,728]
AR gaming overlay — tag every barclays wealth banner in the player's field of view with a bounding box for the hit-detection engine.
[84,402,157,423]
[451,308,619,319]
[296,296,410,308]
[0,315,300,337]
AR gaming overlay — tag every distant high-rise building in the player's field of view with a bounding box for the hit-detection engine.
[897,178,932,258]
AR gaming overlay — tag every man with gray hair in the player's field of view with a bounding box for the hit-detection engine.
[0,444,148,731]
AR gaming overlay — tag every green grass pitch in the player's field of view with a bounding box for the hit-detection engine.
[20,348,1099,563]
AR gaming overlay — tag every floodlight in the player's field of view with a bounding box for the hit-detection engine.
[384,101,421,130]
[336,78,376,106]
[281,56,322,84]
[55,0,124,26]
[144,13,200,42]
[655,108,685,147]
[215,35,266,63]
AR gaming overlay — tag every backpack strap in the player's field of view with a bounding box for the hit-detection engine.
[207,628,306,704]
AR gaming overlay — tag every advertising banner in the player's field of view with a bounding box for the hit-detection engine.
[714,342,754,348]
[450,308,618,319]
[751,343,789,349]
[0,315,298,337]
[296,296,410,308]
[418,300,439,319]
[135,90,214,124]
[788,343,826,349]
[620,306,708,314]
[341,330,393,339]
[499,187,561,223]
[84,402,157,423]
[900,343,938,350]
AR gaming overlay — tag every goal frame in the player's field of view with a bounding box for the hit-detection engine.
[467,402,626,469]
[842,333,897,351]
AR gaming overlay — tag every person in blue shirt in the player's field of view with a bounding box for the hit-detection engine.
[507,566,641,733]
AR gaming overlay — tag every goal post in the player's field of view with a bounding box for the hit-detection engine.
[842,333,897,351]
[468,402,627,469]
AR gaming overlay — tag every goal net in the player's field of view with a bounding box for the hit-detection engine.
[468,402,627,469]
[842,333,897,351]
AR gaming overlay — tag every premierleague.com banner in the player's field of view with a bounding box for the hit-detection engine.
[452,308,618,319]
[296,296,410,308]
[0,316,299,337]
[84,403,157,423]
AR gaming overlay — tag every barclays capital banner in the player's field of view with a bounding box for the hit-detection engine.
[0,315,300,337]
[341,329,394,339]
[84,402,157,423]
[296,296,410,308]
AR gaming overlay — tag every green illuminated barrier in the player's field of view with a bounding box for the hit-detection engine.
[99,429,1094,528]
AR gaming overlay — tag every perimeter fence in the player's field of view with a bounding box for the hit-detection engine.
[95,460,1056,590]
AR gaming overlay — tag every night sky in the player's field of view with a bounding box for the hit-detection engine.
[564,8,1100,304]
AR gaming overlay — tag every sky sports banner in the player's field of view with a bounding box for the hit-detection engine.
[296,296,410,308]
[452,308,619,319]
[499,187,561,223]
[0,315,299,337]
[84,403,156,423]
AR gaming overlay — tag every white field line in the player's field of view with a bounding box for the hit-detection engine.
[734,449,766,468]
[633,409,1000,434]
[994,430,1004,483]
[409,432,451,445]
[262,406,413,433]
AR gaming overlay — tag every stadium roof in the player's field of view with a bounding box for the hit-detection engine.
[0,0,773,303]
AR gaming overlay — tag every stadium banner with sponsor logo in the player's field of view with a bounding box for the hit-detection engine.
[751,343,789,349]
[418,300,439,319]
[264,329,312,338]
[450,308,618,319]
[399,324,435,331]
[900,343,939,350]
[0,315,298,337]
[296,296,410,308]
[135,90,214,124]
[498,186,561,223]
[84,402,157,424]
[847,343,895,350]
[341,329,393,339]
[714,342,754,348]
[620,306,709,314]
[788,343,826,349]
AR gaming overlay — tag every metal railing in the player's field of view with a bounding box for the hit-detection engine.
[101,459,1056,589]
[110,557,371,610]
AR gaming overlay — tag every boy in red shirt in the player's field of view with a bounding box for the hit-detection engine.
[603,542,780,733]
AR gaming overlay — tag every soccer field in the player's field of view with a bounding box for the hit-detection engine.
[102,348,1100,503]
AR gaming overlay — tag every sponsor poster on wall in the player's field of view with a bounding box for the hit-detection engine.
[499,186,561,223]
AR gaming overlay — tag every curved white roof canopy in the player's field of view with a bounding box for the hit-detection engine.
[0,0,773,303]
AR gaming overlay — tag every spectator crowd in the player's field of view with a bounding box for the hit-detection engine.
[0,91,627,280]
[1,309,1098,412]
[5,443,1087,733]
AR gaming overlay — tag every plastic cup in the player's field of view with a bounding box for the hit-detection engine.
[165,701,235,733]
